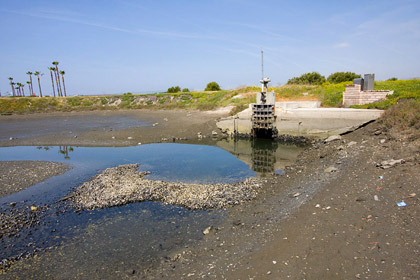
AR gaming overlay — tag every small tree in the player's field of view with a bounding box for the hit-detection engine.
[387,77,398,81]
[327,72,361,83]
[167,86,181,93]
[182,88,190,92]
[205,81,221,91]
[287,72,326,85]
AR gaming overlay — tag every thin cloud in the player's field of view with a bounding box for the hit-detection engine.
[1,8,214,40]
[334,42,349,48]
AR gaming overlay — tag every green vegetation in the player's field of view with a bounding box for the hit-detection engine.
[287,72,326,85]
[205,81,221,91]
[167,86,181,93]
[1,79,418,115]
[352,79,420,109]
[327,72,361,83]
[379,99,420,141]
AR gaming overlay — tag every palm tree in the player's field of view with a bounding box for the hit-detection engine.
[20,83,25,97]
[48,67,56,97]
[8,77,16,96]
[26,81,32,96]
[54,68,61,96]
[26,71,34,96]
[60,70,67,97]
[52,61,62,97]
[16,83,22,96]
[34,71,43,97]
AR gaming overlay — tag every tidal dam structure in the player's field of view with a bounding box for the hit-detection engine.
[251,77,277,138]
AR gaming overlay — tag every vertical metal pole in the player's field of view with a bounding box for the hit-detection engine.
[261,49,264,92]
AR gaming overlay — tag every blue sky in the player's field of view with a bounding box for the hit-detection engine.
[1,0,419,96]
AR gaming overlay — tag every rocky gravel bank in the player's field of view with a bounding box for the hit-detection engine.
[70,164,262,210]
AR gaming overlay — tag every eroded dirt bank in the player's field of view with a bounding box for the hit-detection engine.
[145,120,419,280]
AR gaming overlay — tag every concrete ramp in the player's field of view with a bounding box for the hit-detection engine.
[217,102,383,138]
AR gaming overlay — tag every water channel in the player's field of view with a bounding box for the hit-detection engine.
[0,140,304,279]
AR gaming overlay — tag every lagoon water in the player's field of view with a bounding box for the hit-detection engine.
[0,141,303,278]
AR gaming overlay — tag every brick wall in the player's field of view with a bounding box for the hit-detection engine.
[343,84,389,107]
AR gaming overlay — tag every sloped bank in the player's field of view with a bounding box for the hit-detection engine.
[69,164,262,210]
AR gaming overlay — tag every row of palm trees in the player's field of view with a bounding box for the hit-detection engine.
[7,61,67,97]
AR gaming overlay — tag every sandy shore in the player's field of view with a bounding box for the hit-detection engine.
[1,109,419,279]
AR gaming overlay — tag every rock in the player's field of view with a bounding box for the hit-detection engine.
[336,145,344,151]
[377,159,405,169]
[380,139,386,144]
[347,141,357,147]
[164,118,168,122]
[202,226,212,235]
[9,137,14,141]
[30,206,37,211]
[324,135,341,143]
[212,131,218,136]
[152,123,159,127]
[137,143,142,145]
[127,137,133,140]
[111,136,115,139]
[293,192,301,197]
[324,166,338,173]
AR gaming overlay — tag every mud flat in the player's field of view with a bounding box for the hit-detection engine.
[0,161,71,198]
[70,164,262,210]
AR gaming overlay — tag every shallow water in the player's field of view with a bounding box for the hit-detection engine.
[0,141,303,279]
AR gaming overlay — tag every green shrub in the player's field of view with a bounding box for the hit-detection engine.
[327,72,361,83]
[287,72,326,85]
[167,86,181,93]
[205,82,221,91]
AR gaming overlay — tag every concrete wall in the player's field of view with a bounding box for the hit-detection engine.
[343,84,390,107]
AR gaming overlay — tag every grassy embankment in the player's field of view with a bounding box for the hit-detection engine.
[0,79,419,115]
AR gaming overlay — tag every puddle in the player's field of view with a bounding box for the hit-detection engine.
[0,141,304,279]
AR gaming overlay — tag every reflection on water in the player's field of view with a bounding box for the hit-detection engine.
[216,138,304,177]
[0,141,303,279]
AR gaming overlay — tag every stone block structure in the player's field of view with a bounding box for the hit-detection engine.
[343,84,391,107]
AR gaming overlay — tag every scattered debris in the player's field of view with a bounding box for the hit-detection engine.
[374,195,379,201]
[324,166,338,173]
[377,159,405,169]
[396,201,407,207]
[324,135,341,143]
[347,141,357,147]
[203,226,212,235]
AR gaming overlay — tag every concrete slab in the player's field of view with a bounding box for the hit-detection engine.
[217,102,384,138]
